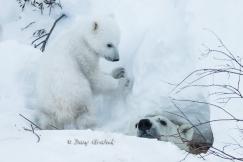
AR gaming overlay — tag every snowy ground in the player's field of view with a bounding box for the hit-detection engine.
[0,0,243,162]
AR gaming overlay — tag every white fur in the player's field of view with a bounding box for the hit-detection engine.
[35,16,129,129]
[128,114,194,152]
[144,115,193,152]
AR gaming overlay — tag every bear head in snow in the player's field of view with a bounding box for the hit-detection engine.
[135,114,194,152]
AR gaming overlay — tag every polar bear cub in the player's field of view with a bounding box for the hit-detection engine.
[35,16,130,129]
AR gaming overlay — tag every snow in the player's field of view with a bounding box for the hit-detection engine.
[0,129,199,162]
[0,0,243,162]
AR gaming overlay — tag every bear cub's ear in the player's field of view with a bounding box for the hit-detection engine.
[92,21,98,32]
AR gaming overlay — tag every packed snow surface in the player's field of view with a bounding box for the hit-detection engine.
[0,0,243,162]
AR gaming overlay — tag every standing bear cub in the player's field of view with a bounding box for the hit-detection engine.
[35,16,130,129]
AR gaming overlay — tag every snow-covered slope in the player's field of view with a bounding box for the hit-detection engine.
[0,0,243,162]
[0,128,213,162]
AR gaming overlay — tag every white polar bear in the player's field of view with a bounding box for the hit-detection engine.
[126,114,194,153]
[35,16,130,130]
[131,110,213,154]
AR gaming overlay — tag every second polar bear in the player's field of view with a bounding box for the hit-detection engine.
[35,16,130,129]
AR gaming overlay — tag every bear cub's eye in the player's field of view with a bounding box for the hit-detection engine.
[107,43,113,48]
[159,119,167,126]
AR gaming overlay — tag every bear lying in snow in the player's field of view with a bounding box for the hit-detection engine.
[35,16,131,129]
[127,114,194,153]
[0,25,2,41]
[132,111,214,154]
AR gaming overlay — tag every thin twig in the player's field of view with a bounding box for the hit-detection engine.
[32,13,67,52]
[19,114,42,130]
[19,114,41,143]
[21,21,36,31]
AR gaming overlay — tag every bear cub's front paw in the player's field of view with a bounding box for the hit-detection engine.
[112,67,133,90]
[112,67,126,79]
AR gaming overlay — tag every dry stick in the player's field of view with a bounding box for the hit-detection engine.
[40,13,66,52]
[170,68,237,94]
[19,113,59,130]
[189,119,243,130]
[203,28,243,69]
[166,111,243,145]
[174,68,243,95]
[32,125,40,142]
[32,13,67,52]
[170,30,243,161]
[171,31,243,99]
[23,124,41,143]
[211,146,243,161]
[237,59,242,90]
[171,98,237,119]
[32,33,48,45]
[168,113,243,161]
[170,100,207,142]
[178,84,243,102]
[164,111,243,136]
[48,124,59,130]
[176,70,243,103]
[158,110,242,159]
[180,84,241,96]
[31,124,40,142]
[19,114,41,143]
[179,153,191,162]
[21,21,36,31]
[19,114,42,130]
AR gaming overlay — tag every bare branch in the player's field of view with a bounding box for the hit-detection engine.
[171,30,243,161]
[21,21,36,31]
[32,14,67,52]
[171,98,237,119]
[19,114,41,143]
[19,114,41,130]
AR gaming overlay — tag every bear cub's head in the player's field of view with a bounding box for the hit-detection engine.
[83,16,121,62]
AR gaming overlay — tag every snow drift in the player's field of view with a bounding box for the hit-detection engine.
[0,0,243,162]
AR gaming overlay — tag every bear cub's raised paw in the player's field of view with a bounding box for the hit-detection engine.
[112,67,126,79]
[112,67,133,90]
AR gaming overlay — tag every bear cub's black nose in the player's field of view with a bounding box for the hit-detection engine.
[138,119,152,131]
